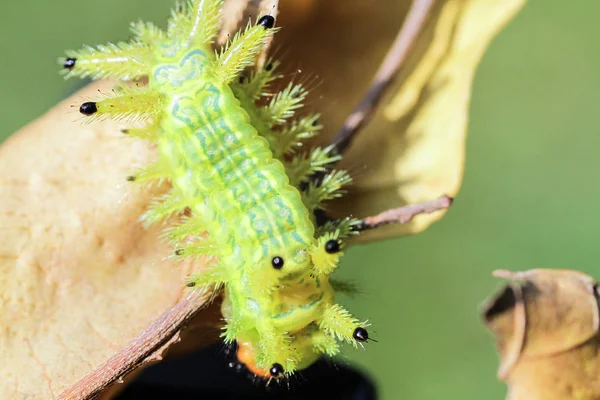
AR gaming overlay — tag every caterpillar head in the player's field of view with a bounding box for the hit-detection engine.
[250,240,314,294]
[256,232,345,286]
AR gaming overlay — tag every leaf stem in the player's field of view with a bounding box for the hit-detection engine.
[55,289,214,400]
[328,0,436,155]
[355,195,453,231]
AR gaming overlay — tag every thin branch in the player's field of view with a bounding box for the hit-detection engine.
[355,195,453,231]
[328,0,435,155]
[55,288,214,400]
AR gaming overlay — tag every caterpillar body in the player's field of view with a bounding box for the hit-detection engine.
[61,0,370,378]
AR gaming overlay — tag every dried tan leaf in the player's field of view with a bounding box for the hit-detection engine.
[483,269,600,400]
[277,0,524,241]
[0,80,216,400]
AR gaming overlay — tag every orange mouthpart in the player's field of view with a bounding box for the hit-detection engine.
[236,341,271,378]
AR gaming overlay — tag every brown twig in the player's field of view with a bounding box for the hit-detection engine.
[355,195,453,231]
[55,288,213,400]
[328,0,435,155]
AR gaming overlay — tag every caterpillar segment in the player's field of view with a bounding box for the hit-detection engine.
[232,62,349,214]
[232,62,321,159]
[62,0,370,379]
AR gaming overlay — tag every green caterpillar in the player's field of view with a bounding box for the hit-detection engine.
[60,0,370,378]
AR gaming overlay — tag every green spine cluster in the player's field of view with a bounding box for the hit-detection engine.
[61,0,369,378]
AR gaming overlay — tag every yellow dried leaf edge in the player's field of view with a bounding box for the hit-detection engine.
[331,0,525,241]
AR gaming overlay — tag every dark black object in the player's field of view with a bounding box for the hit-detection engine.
[79,101,97,115]
[353,327,369,342]
[325,239,341,254]
[63,57,77,69]
[114,342,377,400]
[258,15,275,29]
[271,256,284,269]
[269,363,284,377]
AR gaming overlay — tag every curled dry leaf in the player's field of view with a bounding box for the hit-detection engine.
[483,269,600,400]
[277,0,524,241]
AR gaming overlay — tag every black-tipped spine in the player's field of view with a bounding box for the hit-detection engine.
[325,239,341,254]
[353,327,369,342]
[79,102,97,115]
[271,256,284,269]
[258,15,275,29]
[63,57,77,69]
[269,363,284,377]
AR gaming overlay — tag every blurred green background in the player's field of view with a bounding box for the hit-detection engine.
[1,1,599,399]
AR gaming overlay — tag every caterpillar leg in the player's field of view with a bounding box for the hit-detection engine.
[318,303,369,346]
[221,316,242,344]
[61,42,152,81]
[214,16,276,84]
[78,86,161,122]
[311,329,341,357]
[256,324,299,375]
